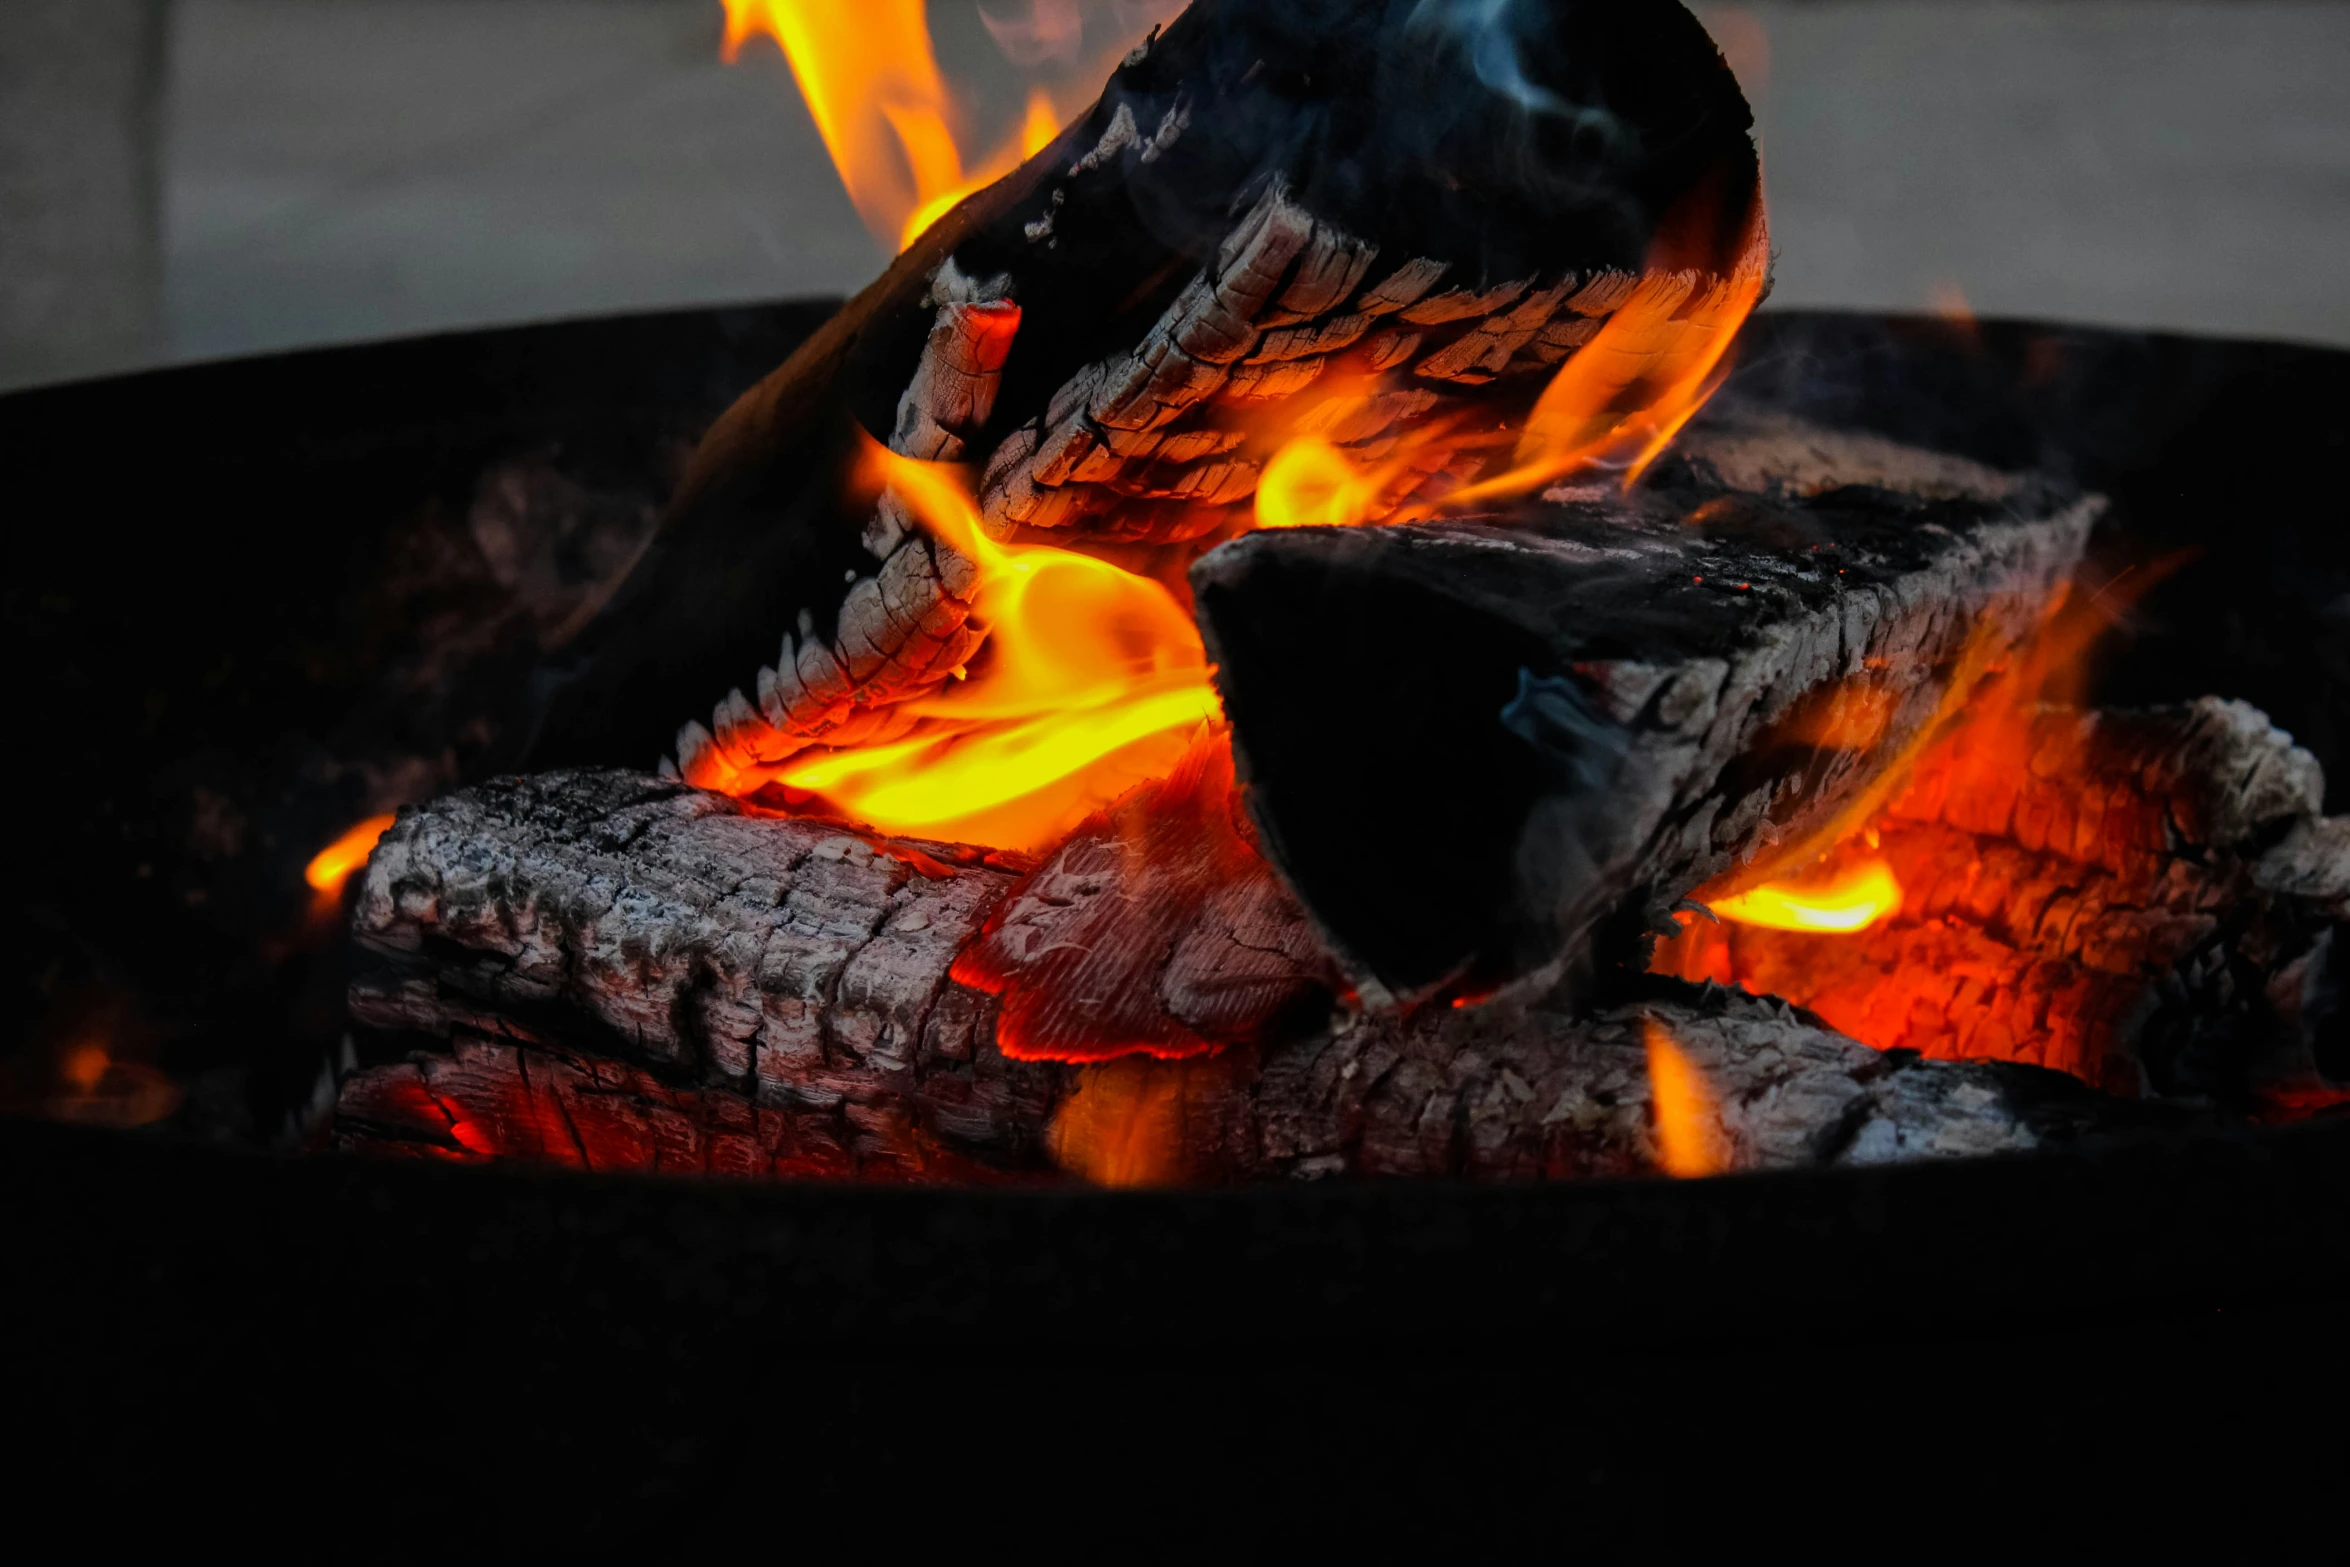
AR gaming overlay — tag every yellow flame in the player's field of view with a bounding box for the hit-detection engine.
[1708,857,1903,934]
[305,813,397,896]
[773,444,1221,851]
[1253,436,1389,530]
[1644,1017,1729,1178]
[723,1,1076,252]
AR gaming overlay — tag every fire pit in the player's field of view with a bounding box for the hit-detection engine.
[8,293,2350,1537]
[7,0,2350,1534]
[295,0,2343,1185]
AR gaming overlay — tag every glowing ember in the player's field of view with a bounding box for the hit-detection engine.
[32,1038,182,1129]
[1653,561,2205,1086]
[721,0,1136,251]
[1708,857,1903,934]
[1643,1017,1728,1177]
[60,1042,109,1095]
[305,814,397,897]
[774,444,1221,851]
[1046,1056,1192,1186]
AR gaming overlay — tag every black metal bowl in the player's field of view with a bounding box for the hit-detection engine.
[5,305,2347,1538]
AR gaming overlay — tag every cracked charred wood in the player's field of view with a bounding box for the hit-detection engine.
[1656,696,2350,1107]
[339,770,1048,1174]
[335,766,1334,1174]
[1046,981,2162,1186]
[1188,419,2099,1008]
[517,0,1765,782]
[948,733,1346,1063]
[333,769,2153,1182]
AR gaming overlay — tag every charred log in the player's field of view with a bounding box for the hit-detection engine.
[1189,421,2097,1006]
[335,769,2153,1182]
[1656,696,2350,1106]
[519,0,1766,778]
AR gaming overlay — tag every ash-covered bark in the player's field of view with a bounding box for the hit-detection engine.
[336,770,2151,1182]
[343,770,1056,1169]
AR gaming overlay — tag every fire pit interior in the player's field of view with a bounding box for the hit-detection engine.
[9,0,2350,1188]
[7,0,2350,1531]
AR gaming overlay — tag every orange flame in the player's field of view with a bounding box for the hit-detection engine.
[1708,857,1902,934]
[1650,557,2204,1084]
[775,444,1221,851]
[1045,1054,1244,1187]
[1255,189,1770,514]
[305,813,397,897]
[1454,217,1770,506]
[1251,432,1452,531]
[721,1,1096,251]
[1254,436,1388,530]
[1644,1017,1729,1177]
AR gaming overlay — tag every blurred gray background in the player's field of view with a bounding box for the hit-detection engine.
[2,0,2345,392]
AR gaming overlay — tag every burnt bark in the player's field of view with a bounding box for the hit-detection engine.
[1190,419,2099,1005]
[335,768,2149,1182]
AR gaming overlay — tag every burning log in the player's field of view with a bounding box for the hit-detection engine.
[334,767,2155,1182]
[1192,421,2099,1005]
[340,770,1053,1172]
[326,0,2309,1180]
[521,0,1770,803]
[1656,696,2350,1106]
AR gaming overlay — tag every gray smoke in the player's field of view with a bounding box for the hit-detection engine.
[1405,0,1567,116]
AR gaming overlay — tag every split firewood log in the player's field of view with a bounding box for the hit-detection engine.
[1656,696,2350,1108]
[1190,419,2098,1005]
[333,767,2160,1184]
[518,0,1767,780]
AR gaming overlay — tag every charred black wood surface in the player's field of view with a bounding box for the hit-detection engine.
[1192,421,2096,1004]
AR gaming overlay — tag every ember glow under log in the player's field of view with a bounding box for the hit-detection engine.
[1655,696,2350,1105]
[337,769,2162,1182]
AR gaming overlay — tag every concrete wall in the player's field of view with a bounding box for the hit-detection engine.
[0,0,167,389]
[1735,1,2350,344]
[1,1,2344,391]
